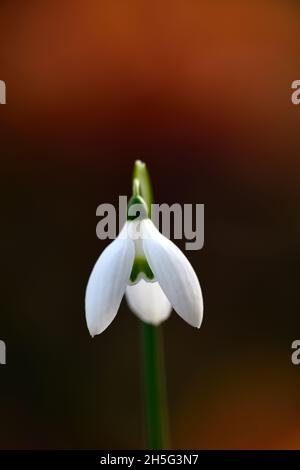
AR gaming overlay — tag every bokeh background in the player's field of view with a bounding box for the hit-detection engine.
[1,0,300,449]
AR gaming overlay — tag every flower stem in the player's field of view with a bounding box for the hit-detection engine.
[141,322,170,449]
[132,160,170,449]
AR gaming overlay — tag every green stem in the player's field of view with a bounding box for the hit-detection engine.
[141,323,170,450]
[132,160,170,449]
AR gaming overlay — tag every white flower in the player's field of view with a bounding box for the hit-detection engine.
[85,219,203,336]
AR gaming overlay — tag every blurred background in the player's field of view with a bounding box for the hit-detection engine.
[0,0,300,449]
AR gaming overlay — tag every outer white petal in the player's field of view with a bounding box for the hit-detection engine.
[85,223,135,336]
[142,219,203,328]
[125,279,172,325]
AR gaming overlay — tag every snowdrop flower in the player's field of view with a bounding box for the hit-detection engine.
[85,173,203,337]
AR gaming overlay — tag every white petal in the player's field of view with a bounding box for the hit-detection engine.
[125,279,172,325]
[142,219,203,328]
[85,223,135,336]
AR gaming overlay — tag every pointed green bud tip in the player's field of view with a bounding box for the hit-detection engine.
[134,159,146,172]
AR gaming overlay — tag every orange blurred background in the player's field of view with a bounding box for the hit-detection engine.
[0,0,300,449]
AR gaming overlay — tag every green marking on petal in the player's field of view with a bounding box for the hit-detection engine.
[127,194,148,221]
[130,257,155,283]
